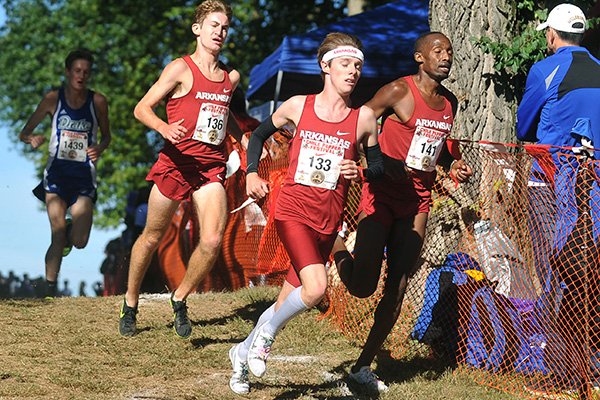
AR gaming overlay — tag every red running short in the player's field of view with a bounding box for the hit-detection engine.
[146,153,226,201]
[275,219,336,288]
[359,176,432,227]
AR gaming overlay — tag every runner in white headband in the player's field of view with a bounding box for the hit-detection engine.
[321,45,364,63]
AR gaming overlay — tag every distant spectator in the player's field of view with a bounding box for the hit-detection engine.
[79,281,87,297]
[17,274,35,298]
[133,185,151,238]
[93,281,104,297]
[0,272,8,298]
[100,238,123,296]
[7,271,19,298]
[61,279,72,297]
[517,4,600,394]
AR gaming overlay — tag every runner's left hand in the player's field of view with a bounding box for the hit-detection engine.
[87,144,106,162]
[450,159,473,183]
[340,159,360,182]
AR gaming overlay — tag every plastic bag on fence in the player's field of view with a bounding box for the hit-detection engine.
[473,220,522,298]
[243,202,267,233]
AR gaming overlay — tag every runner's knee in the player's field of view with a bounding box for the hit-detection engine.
[72,234,89,249]
[138,229,164,251]
[199,232,224,253]
[301,280,328,307]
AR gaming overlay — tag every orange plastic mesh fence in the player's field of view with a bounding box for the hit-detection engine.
[244,139,600,399]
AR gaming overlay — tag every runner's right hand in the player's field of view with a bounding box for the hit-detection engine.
[246,172,270,200]
[160,118,187,144]
[28,134,46,149]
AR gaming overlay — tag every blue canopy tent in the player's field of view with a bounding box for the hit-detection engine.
[246,0,430,110]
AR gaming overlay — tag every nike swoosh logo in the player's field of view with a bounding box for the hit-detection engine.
[224,88,231,93]
[336,131,351,136]
[443,115,451,120]
[217,174,224,181]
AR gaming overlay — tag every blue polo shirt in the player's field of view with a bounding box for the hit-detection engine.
[516,46,600,158]
[517,46,600,252]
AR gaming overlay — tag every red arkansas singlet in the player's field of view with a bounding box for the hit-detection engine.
[160,55,233,166]
[274,95,360,234]
[361,75,455,217]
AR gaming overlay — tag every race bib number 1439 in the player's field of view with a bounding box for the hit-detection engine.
[58,130,88,162]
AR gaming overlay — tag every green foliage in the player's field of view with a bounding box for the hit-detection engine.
[225,0,346,90]
[0,0,377,228]
[474,0,598,102]
[473,2,547,102]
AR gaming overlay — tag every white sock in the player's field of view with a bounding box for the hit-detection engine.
[262,286,308,337]
[238,303,275,360]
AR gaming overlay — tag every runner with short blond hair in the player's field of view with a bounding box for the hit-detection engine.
[118,0,246,338]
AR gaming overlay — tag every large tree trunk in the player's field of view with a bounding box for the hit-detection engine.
[429,0,517,143]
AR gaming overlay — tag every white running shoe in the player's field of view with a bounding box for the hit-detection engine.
[228,344,249,395]
[247,325,275,377]
[349,366,389,393]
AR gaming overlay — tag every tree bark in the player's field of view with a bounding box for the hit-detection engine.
[429,0,517,143]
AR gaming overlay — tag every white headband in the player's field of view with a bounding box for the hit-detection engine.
[322,46,364,63]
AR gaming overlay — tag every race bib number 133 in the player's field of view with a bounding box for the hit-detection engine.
[294,138,344,190]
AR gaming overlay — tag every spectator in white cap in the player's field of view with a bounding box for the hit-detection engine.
[535,3,586,34]
[517,2,600,397]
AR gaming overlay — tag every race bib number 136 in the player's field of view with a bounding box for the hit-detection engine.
[193,102,229,145]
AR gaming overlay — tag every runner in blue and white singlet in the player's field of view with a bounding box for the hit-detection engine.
[37,87,99,206]
[19,48,111,297]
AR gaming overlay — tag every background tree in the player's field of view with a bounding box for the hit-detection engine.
[430,0,597,142]
[0,0,386,228]
[429,0,520,142]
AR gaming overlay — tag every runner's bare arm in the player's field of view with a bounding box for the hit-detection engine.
[133,59,189,144]
[365,78,412,121]
[228,68,241,91]
[341,106,378,182]
[18,91,58,149]
[87,93,111,162]
[270,95,305,129]
[352,106,385,182]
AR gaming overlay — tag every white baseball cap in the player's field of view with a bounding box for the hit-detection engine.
[536,3,586,33]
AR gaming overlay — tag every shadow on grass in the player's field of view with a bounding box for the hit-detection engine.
[248,360,390,399]
[375,349,456,384]
[191,298,274,328]
[253,379,357,400]
[187,299,274,348]
[297,351,456,399]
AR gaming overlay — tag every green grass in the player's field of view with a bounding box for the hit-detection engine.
[0,286,519,399]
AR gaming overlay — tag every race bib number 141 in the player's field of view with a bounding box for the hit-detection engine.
[405,125,447,172]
